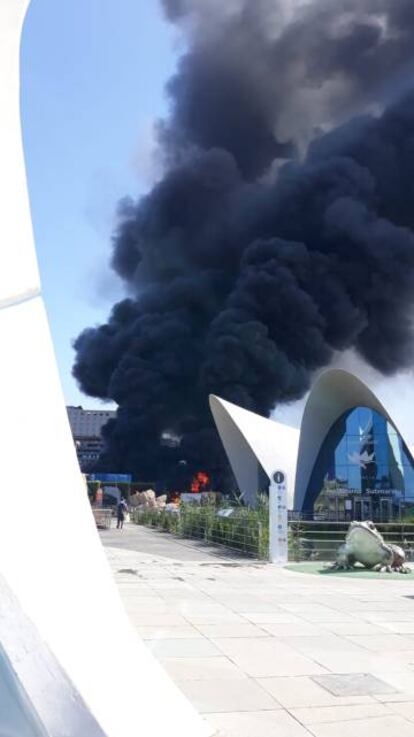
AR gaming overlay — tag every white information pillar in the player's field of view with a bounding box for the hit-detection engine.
[269,470,288,564]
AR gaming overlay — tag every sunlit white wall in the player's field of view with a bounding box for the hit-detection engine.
[0,3,212,736]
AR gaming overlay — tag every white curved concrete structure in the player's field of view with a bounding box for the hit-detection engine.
[209,395,299,508]
[0,0,40,305]
[0,3,211,736]
[210,369,414,516]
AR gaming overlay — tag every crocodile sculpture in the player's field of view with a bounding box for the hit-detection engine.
[333,520,409,573]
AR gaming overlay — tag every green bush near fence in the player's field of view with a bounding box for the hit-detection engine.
[131,497,269,558]
[132,503,414,562]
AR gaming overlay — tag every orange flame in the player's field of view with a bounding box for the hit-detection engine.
[191,471,210,493]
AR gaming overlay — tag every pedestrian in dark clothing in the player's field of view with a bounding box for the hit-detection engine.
[116,498,128,529]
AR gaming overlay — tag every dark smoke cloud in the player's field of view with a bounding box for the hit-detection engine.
[160,0,414,175]
[73,0,414,488]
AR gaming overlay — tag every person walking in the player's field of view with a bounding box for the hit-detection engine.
[116,497,128,530]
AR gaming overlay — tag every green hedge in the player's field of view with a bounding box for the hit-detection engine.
[131,499,269,559]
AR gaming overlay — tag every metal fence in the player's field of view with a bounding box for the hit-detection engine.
[132,505,414,563]
[92,508,113,530]
[131,505,269,559]
[289,520,414,562]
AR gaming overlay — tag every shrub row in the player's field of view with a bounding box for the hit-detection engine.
[131,500,270,559]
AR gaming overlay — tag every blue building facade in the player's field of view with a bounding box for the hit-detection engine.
[305,407,414,521]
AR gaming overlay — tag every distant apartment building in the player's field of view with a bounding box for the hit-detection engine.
[67,406,116,471]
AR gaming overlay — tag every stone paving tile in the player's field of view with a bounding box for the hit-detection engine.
[258,676,377,708]
[117,587,155,597]
[241,612,309,625]
[158,592,213,603]
[126,611,189,626]
[297,651,393,674]
[260,622,324,637]
[212,638,328,677]
[371,668,414,694]
[377,650,414,666]
[388,701,414,721]
[212,595,292,613]
[362,611,414,623]
[103,530,414,737]
[323,622,388,636]
[102,525,244,561]
[290,703,392,724]
[160,656,247,681]
[342,601,414,613]
[307,715,414,737]
[346,635,414,652]
[293,608,359,624]
[195,623,269,639]
[135,625,202,640]
[177,678,280,713]
[375,694,414,703]
[208,710,313,737]
[122,597,170,612]
[313,672,396,697]
[183,611,248,625]
[279,635,393,673]
[278,634,371,657]
[382,622,414,634]
[145,638,221,658]
[148,578,196,588]
[169,601,240,615]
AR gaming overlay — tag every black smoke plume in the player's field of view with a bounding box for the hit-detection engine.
[73,0,414,489]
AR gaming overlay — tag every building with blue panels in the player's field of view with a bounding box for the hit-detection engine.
[210,369,414,522]
[305,407,414,522]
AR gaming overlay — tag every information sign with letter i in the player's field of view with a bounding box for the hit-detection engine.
[269,470,288,564]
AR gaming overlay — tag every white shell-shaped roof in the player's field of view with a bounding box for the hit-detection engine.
[294,368,414,511]
[209,395,299,507]
[210,369,414,513]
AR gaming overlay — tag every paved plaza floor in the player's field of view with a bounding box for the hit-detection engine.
[101,524,414,737]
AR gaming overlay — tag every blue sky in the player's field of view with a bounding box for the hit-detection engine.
[21,0,176,408]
